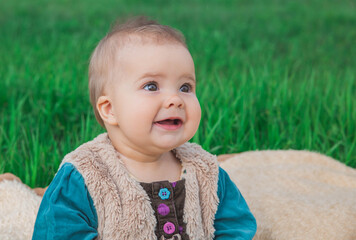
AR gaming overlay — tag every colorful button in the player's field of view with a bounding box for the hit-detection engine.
[158,188,170,200]
[171,181,177,188]
[163,222,175,234]
[179,226,183,234]
[157,203,170,216]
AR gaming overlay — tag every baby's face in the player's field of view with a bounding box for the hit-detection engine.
[106,41,201,153]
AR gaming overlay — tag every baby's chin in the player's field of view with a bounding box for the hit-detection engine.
[152,135,192,151]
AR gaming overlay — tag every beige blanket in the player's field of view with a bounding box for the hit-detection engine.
[219,150,356,240]
[0,179,41,240]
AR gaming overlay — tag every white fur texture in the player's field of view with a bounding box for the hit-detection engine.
[0,180,41,240]
[220,150,356,240]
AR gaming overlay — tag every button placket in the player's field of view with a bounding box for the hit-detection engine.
[152,181,180,237]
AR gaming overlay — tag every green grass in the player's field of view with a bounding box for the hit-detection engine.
[0,0,355,187]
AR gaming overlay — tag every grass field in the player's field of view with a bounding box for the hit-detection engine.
[0,0,355,187]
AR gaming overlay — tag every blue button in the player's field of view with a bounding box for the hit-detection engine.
[158,188,170,200]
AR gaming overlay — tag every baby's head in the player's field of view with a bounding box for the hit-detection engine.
[88,17,201,154]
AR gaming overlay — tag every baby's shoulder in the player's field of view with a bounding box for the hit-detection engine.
[176,142,218,165]
[60,133,111,170]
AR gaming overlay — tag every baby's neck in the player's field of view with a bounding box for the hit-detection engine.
[119,151,182,183]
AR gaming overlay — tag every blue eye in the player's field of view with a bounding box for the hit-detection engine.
[143,82,158,91]
[180,83,191,93]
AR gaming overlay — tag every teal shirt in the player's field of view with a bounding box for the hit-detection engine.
[33,163,256,240]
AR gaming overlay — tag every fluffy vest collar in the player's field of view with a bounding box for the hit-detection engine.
[61,133,219,240]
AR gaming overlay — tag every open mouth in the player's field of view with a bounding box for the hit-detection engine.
[156,119,182,125]
[154,118,183,130]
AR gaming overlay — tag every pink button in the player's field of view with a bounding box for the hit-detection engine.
[163,222,175,234]
[157,203,170,216]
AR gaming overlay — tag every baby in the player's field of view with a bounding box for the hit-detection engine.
[32,17,257,240]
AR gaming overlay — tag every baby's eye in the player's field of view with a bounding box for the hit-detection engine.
[180,83,192,93]
[143,82,158,91]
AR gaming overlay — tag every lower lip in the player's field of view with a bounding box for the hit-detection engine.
[154,121,183,130]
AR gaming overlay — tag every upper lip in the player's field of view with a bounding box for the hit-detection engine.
[154,116,184,123]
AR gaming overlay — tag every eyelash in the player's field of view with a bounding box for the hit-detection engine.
[142,82,194,92]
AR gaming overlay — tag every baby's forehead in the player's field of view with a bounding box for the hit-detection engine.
[108,34,189,67]
[103,33,193,82]
[111,32,186,52]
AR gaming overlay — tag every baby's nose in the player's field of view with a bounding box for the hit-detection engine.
[164,95,184,109]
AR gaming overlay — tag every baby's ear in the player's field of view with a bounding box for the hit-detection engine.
[96,96,118,126]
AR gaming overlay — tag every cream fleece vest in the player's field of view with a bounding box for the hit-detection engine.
[61,133,219,240]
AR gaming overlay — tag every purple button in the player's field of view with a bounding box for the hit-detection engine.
[157,203,170,216]
[179,226,183,234]
[163,222,175,234]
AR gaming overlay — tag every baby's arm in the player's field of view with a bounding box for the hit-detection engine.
[214,167,257,240]
[32,163,98,240]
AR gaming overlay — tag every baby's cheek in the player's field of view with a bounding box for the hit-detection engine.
[188,100,201,130]
[194,106,202,128]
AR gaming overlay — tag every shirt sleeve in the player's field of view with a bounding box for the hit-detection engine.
[32,162,98,240]
[214,167,257,240]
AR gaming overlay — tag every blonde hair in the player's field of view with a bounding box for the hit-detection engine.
[88,16,187,128]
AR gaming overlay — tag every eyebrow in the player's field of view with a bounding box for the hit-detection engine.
[138,73,164,81]
[137,73,196,82]
[181,73,196,82]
